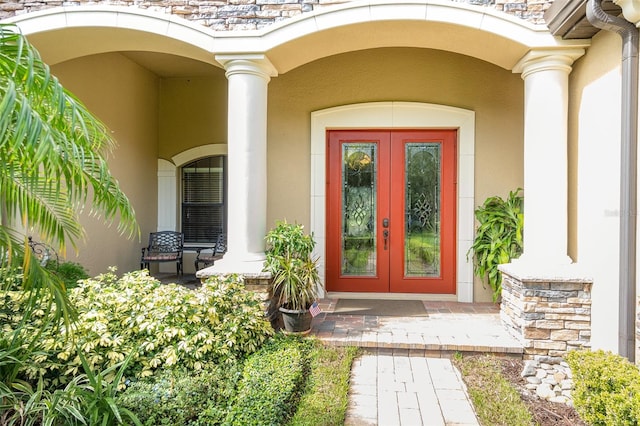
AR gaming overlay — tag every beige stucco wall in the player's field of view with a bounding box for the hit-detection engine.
[267,47,525,301]
[570,29,622,352]
[158,74,227,160]
[51,52,159,276]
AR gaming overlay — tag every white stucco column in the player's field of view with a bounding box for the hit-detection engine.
[209,54,277,274]
[512,49,584,265]
[614,0,640,25]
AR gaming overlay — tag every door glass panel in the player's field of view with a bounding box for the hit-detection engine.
[341,143,377,276]
[405,143,440,277]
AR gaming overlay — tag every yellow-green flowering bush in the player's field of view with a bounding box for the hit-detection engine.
[1,270,273,387]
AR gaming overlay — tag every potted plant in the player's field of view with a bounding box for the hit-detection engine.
[263,220,322,334]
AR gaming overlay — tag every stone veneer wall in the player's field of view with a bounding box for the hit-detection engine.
[500,268,593,359]
[1,0,554,29]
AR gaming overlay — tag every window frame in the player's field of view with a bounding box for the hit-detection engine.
[180,155,227,244]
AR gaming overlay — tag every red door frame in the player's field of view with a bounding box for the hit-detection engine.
[326,129,457,294]
[326,131,391,293]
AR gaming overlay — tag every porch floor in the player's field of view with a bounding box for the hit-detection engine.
[310,299,523,358]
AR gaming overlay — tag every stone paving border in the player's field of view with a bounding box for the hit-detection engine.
[346,348,479,426]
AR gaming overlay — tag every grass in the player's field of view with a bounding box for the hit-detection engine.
[453,354,534,426]
[289,341,359,426]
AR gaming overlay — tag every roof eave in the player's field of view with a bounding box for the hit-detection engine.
[545,0,622,39]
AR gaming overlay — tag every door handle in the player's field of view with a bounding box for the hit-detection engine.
[382,218,389,250]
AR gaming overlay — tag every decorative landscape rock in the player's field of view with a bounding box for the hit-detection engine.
[521,355,574,406]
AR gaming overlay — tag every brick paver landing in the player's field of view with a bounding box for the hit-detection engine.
[310,300,522,358]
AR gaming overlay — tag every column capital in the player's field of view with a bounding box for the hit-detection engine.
[215,54,278,81]
[513,48,586,79]
[614,0,640,27]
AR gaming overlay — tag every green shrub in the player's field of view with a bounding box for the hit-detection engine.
[224,336,310,426]
[1,259,88,291]
[118,365,240,426]
[51,261,89,289]
[567,349,640,425]
[2,270,273,387]
[406,234,437,264]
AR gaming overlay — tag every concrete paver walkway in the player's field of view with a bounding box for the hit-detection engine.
[346,349,479,425]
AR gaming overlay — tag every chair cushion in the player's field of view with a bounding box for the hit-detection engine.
[198,254,223,262]
[143,253,179,261]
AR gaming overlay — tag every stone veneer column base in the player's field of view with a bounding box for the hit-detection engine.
[499,262,593,359]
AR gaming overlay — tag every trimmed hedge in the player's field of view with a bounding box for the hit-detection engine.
[224,337,310,426]
[567,349,640,425]
[118,366,241,426]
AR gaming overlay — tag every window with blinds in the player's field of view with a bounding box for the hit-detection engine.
[181,156,226,243]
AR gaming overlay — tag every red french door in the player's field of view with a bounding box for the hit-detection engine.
[326,129,457,294]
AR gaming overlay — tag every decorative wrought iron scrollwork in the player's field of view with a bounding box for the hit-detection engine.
[28,236,59,268]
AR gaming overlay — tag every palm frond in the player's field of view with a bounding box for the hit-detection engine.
[0,24,135,345]
[0,23,138,251]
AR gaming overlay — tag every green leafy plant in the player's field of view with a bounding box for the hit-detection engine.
[0,346,141,425]
[263,221,322,311]
[0,373,86,426]
[467,189,523,301]
[567,349,640,425]
[0,22,138,332]
[74,350,142,426]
